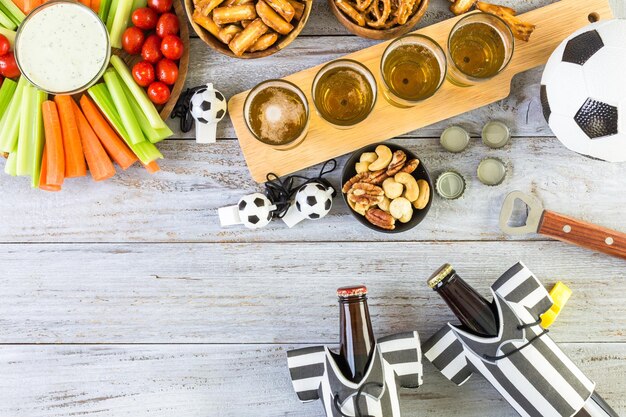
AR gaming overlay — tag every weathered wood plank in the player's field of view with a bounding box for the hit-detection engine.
[0,343,623,417]
[1,138,623,243]
[1,242,624,343]
[168,37,550,139]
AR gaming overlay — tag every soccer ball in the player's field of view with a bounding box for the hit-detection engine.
[294,183,335,220]
[540,19,626,162]
[237,193,275,229]
[190,83,227,125]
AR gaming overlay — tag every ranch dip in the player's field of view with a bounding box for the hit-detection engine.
[15,1,110,94]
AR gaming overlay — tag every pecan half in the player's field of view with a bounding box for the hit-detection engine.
[386,150,407,176]
[365,208,396,230]
[367,169,389,185]
[348,183,384,206]
[400,159,419,174]
[342,172,369,194]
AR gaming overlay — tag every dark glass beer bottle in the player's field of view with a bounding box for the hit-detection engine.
[336,285,376,383]
[428,264,618,417]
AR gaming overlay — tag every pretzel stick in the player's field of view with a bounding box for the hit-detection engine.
[248,32,279,51]
[265,0,295,22]
[218,24,243,42]
[287,0,304,20]
[213,4,257,24]
[256,0,293,34]
[193,10,221,37]
[229,18,269,55]
[335,0,365,26]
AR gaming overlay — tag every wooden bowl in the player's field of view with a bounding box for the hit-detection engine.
[341,143,433,234]
[328,0,429,40]
[184,0,312,59]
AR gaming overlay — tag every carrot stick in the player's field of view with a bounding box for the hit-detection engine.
[12,0,26,13]
[72,100,115,181]
[144,160,160,174]
[39,146,62,192]
[79,95,137,170]
[54,95,86,178]
[41,101,64,187]
[90,0,100,12]
[23,0,42,13]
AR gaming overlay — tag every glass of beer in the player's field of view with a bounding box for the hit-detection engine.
[446,12,514,87]
[312,59,377,128]
[380,34,447,108]
[244,79,310,151]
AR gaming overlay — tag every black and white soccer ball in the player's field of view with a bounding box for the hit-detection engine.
[190,84,227,125]
[237,193,275,229]
[294,183,335,220]
[541,19,626,162]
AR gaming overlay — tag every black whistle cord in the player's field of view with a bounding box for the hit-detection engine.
[171,85,207,133]
[483,317,548,362]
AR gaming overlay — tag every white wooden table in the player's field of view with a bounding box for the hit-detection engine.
[1,1,625,416]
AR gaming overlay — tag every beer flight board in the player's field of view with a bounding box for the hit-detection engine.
[227,0,613,183]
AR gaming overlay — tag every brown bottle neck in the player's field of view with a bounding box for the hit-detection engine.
[338,295,376,383]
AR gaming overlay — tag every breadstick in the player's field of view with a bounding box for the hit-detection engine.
[200,0,225,15]
[256,0,293,35]
[265,0,295,22]
[193,9,221,37]
[335,0,365,26]
[218,24,243,43]
[287,0,304,20]
[229,18,269,56]
[213,4,257,24]
[248,32,279,52]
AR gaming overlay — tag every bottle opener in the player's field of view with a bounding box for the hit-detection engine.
[499,191,626,260]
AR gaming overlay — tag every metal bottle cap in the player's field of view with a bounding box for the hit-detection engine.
[337,285,368,298]
[440,126,470,153]
[435,171,465,199]
[482,121,511,149]
[427,263,454,288]
[477,157,506,186]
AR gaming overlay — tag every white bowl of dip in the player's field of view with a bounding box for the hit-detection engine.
[15,0,110,95]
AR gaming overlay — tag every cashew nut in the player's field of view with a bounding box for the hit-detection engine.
[389,197,412,220]
[378,196,391,212]
[394,172,420,202]
[368,145,393,171]
[382,178,403,199]
[413,179,430,209]
[355,162,370,173]
[399,210,413,223]
[360,152,378,163]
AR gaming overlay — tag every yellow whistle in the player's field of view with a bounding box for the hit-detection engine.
[540,281,572,329]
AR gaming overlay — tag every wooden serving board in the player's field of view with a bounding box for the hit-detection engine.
[228,0,613,183]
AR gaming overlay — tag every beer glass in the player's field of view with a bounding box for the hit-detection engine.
[312,59,377,129]
[446,12,514,87]
[380,34,447,108]
[244,79,310,151]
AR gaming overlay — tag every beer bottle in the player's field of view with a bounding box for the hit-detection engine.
[336,285,376,383]
[428,264,618,417]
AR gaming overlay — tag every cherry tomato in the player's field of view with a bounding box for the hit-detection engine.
[131,7,158,30]
[122,27,145,55]
[155,13,179,37]
[0,52,20,78]
[147,0,172,13]
[147,81,170,105]
[160,35,183,60]
[142,34,163,64]
[0,34,10,56]
[156,59,178,85]
[132,61,156,87]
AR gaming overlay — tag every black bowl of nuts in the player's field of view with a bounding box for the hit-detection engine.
[341,143,433,233]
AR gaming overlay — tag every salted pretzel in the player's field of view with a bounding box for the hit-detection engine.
[476,1,536,41]
[365,0,392,28]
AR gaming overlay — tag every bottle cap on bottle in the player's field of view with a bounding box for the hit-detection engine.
[477,157,507,186]
[337,285,368,298]
[482,121,511,149]
[427,263,454,288]
[440,126,470,153]
[435,171,466,199]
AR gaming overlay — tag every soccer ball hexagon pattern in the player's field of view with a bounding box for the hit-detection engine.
[294,183,334,220]
[237,193,274,229]
[190,86,227,125]
[540,19,626,162]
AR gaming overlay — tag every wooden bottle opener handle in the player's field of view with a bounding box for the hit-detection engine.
[538,210,626,260]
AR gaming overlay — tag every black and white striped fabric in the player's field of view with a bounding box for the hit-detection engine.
[423,262,596,417]
[287,331,423,417]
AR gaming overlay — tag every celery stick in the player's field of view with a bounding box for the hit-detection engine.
[16,84,35,176]
[98,0,113,24]
[109,0,132,48]
[110,55,167,129]
[106,0,119,31]
[4,149,16,175]
[0,0,24,25]
[88,83,163,164]
[31,90,47,188]
[0,76,27,153]
[120,80,172,143]
[0,26,15,46]
[103,69,145,144]
[0,7,16,30]
[0,78,17,119]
